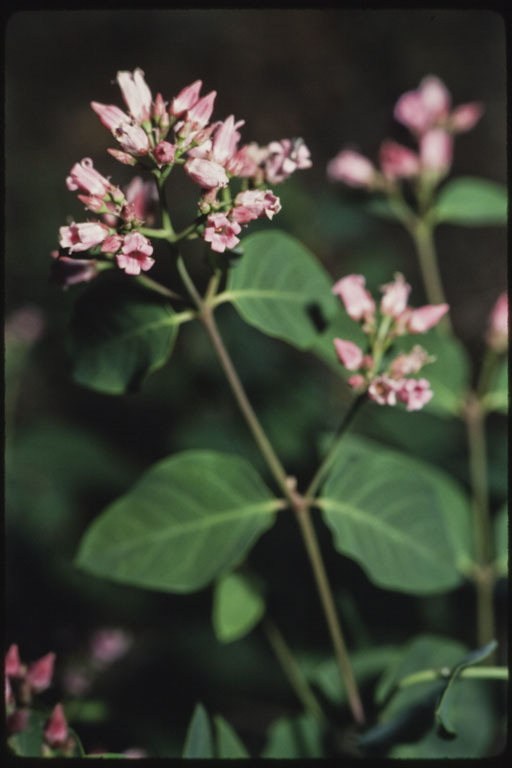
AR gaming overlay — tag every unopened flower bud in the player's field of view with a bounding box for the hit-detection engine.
[379,140,420,180]
[420,129,453,175]
[380,273,411,318]
[153,140,176,167]
[333,338,364,370]
[27,652,55,693]
[348,375,367,390]
[5,644,22,677]
[107,148,137,166]
[449,102,484,133]
[77,194,109,214]
[44,704,69,747]
[170,80,202,117]
[101,234,123,253]
[407,303,449,333]
[327,150,376,188]
[117,68,152,124]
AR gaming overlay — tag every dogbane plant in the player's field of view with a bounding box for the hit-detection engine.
[38,69,507,757]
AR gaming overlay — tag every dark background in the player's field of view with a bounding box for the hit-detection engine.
[5,9,507,757]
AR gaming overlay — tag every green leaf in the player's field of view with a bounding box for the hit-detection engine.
[432,177,508,226]
[224,230,338,349]
[182,703,214,758]
[391,328,470,417]
[214,715,250,757]
[8,710,45,757]
[317,436,473,594]
[483,358,508,413]
[309,309,367,374]
[494,504,508,577]
[76,451,280,593]
[69,278,187,395]
[212,572,265,643]
[261,715,324,758]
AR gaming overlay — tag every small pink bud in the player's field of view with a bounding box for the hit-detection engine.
[91,102,130,132]
[152,92,167,122]
[101,235,123,253]
[407,303,449,333]
[333,338,364,371]
[327,149,376,188]
[184,157,229,189]
[77,194,109,214]
[379,140,420,180]
[420,128,453,174]
[203,213,241,253]
[66,158,111,197]
[419,75,451,119]
[153,140,176,167]
[449,102,484,133]
[117,68,152,124]
[348,374,367,390]
[170,80,202,117]
[44,704,68,747]
[332,274,376,323]
[26,652,55,693]
[186,90,217,129]
[116,232,155,275]
[397,377,433,411]
[394,90,431,134]
[380,273,411,318]
[5,644,22,677]
[486,292,508,352]
[107,148,137,166]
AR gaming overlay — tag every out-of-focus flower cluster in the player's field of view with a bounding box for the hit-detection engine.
[327,75,483,192]
[332,273,449,411]
[53,68,311,286]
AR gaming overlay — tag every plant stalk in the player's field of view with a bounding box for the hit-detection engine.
[409,221,452,332]
[398,665,508,690]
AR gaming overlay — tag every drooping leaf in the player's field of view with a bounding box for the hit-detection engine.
[76,451,280,593]
[214,715,250,757]
[212,572,265,643]
[69,278,189,394]
[261,714,324,758]
[432,177,507,226]
[224,230,338,349]
[317,437,473,594]
[494,504,508,577]
[182,703,214,758]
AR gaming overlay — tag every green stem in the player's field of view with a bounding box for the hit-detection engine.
[398,665,508,690]
[409,221,451,331]
[155,172,175,239]
[305,393,366,501]
[135,274,187,303]
[262,617,326,724]
[173,252,365,726]
[138,226,173,239]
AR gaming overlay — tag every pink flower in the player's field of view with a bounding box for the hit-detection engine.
[170,80,202,117]
[407,303,449,333]
[117,68,152,124]
[101,235,123,253]
[332,274,376,323]
[90,628,132,666]
[333,338,364,371]
[449,102,484,133]
[487,292,508,351]
[203,213,241,253]
[211,115,244,165]
[231,189,282,223]
[379,141,420,180]
[397,377,433,411]
[59,221,109,253]
[327,149,376,188]
[114,122,151,156]
[184,157,229,189]
[51,255,99,287]
[91,102,130,132]
[226,145,260,177]
[153,140,176,167]
[264,138,312,184]
[66,158,111,197]
[420,128,453,174]
[44,704,68,747]
[389,345,433,378]
[394,75,451,134]
[5,644,22,677]
[186,91,217,129]
[347,374,367,390]
[124,176,158,224]
[116,232,154,275]
[77,195,109,214]
[107,148,137,166]
[380,273,411,318]
[368,375,401,406]
[26,652,55,693]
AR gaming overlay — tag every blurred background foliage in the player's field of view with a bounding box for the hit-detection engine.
[5,9,507,757]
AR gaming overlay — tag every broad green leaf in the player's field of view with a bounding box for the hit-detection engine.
[69,278,188,395]
[182,703,214,758]
[310,309,367,373]
[391,328,470,417]
[432,177,507,226]
[482,358,508,414]
[212,572,265,643]
[261,715,324,758]
[224,230,338,349]
[317,437,473,594]
[494,504,508,577]
[308,646,401,705]
[214,715,250,757]
[76,451,280,593]
[8,710,45,757]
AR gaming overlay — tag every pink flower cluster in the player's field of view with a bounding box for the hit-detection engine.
[5,644,72,755]
[54,69,312,279]
[332,273,449,411]
[327,75,483,189]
